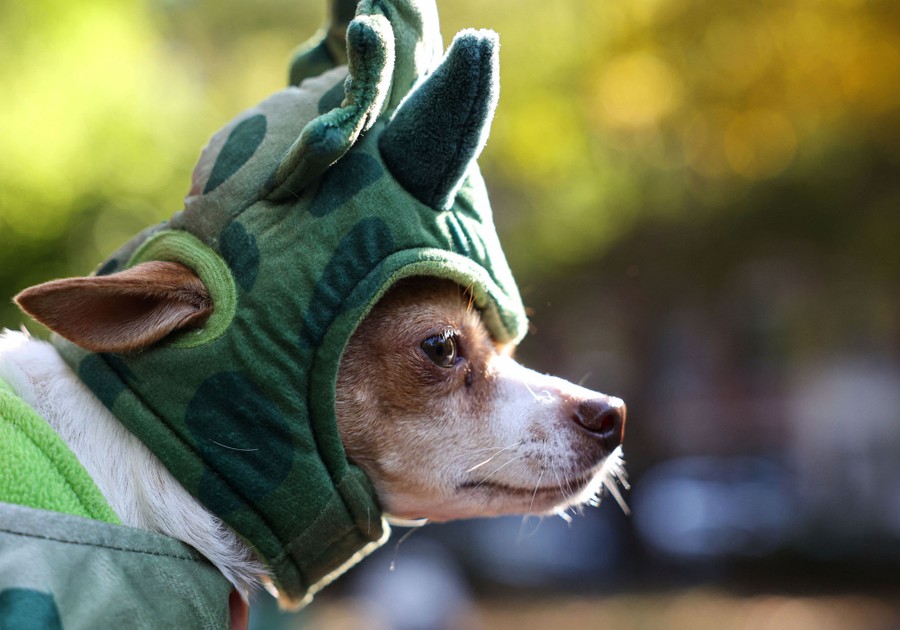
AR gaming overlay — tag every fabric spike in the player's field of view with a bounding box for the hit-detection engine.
[379,29,499,210]
[267,13,395,201]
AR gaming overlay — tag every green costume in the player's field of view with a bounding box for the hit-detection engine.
[13,0,528,610]
[0,504,232,628]
[0,377,232,628]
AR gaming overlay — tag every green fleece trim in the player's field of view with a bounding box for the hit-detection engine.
[0,378,119,525]
[128,230,238,349]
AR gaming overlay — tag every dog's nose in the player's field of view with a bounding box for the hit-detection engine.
[573,397,626,451]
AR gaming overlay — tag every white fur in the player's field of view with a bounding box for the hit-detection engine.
[352,350,628,522]
[0,330,264,593]
[489,355,629,514]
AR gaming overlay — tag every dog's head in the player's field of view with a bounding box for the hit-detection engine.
[337,277,627,523]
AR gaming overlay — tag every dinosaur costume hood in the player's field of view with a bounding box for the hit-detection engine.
[50,0,527,606]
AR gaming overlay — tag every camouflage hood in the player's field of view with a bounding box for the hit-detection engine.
[52,0,527,606]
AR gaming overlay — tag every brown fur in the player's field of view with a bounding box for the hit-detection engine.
[337,278,497,497]
[336,277,626,521]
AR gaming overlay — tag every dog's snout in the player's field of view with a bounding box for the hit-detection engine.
[572,397,626,451]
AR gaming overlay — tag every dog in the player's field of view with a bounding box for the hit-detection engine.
[1,274,626,628]
[0,0,627,626]
[3,275,626,584]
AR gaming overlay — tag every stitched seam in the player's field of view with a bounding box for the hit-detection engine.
[0,524,205,563]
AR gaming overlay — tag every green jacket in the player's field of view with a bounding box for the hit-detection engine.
[35,0,526,608]
[0,377,232,629]
[0,504,231,629]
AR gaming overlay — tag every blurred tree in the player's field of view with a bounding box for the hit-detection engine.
[459,0,900,280]
[2,0,898,331]
[0,0,319,328]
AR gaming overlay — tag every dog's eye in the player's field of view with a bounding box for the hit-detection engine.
[421,334,458,368]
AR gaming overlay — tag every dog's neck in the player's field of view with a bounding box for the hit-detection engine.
[0,331,263,592]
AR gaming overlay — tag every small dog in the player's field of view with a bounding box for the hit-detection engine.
[3,275,626,590]
[0,0,628,624]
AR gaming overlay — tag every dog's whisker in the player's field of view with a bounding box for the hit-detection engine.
[571,501,585,518]
[561,469,578,504]
[523,381,542,402]
[388,525,422,572]
[450,441,523,459]
[209,440,258,452]
[529,470,544,513]
[602,479,630,515]
[445,441,524,469]
[551,467,576,509]
[566,472,578,498]
[598,446,631,515]
[461,441,523,458]
[469,454,527,489]
[522,382,555,404]
[465,441,524,473]
[516,500,544,542]
[473,455,526,486]
[464,284,477,314]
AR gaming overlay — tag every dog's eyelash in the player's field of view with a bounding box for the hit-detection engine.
[438,328,460,342]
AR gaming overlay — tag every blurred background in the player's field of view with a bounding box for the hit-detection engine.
[2,0,899,627]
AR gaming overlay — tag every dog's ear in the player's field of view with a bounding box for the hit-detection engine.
[14,261,213,354]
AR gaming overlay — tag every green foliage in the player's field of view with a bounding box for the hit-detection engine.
[2,0,898,332]
[460,0,900,278]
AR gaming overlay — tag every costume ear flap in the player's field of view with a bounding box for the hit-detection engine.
[14,262,213,354]
[378,29,499,210]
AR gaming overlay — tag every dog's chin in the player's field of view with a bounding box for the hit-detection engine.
[452,483,590,519]
[388,486,588,523]
[383,447,629,523]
